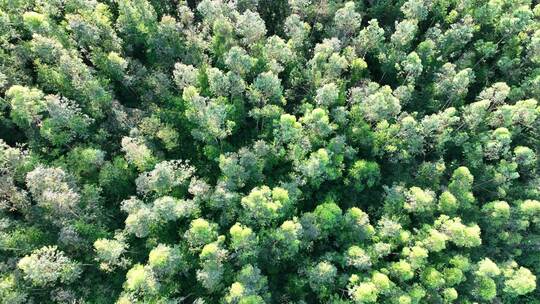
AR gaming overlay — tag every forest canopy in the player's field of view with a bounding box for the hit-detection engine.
[1,0,540,303]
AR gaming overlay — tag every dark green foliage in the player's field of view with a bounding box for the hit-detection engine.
[1,0,540,303]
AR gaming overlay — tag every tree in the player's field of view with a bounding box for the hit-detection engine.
[404,186,436,214]
[354,19,385,57]
[274,114,302,144]
[184,218,219,251]
[401,0,431,21]
[347,160,380,191]
[391,19,418,50]
[121,136,157,172]
[315,83,340,108]
[435,216,481,248]
[312,201,342,238]
[341,207,374,242]
[349,279,378,303]
[183,86,236,145]
[4,85,46,128]
[224,265,269,303]
[235,10,267,46]
[124,264,159,296]
[447,167,475,210]
[265,35,294,73]
[124,203,154,238]
[135,160,194,195]
[390,260,414,281]
[400,52,423,83]
[207,67,231,97]
[173,63,199,90]
[249,71,284,106]
[346,246,371,270]
[307,261,337,297]
[300,107,336,144]
[309,38,348,84]
[147,244,185,276]
[333,2,361,40]
[229,223,259,264]
[503,265,536,296]
[26,166,80,220]
[116,0,157,48]
[434,63,475,107]
[240,186,290,227]
[18,246,81,286]
[219,148,265,190]
[268,219,302,262]
[197,237,228,292]
[94,236,130,272]
[298,147,342,186]
[284,14,311,47]
[350,85,401,123]
[225,46,254,76]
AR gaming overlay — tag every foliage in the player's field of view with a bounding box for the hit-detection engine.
[0,0,539,303]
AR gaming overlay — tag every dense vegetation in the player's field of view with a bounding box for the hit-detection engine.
[1,0,540,303]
